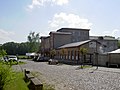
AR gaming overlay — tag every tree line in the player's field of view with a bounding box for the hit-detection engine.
[0,32,40,55]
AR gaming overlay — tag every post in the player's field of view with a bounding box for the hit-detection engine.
[95,52,98,69]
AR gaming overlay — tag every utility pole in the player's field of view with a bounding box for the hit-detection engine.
[95,52,98,69]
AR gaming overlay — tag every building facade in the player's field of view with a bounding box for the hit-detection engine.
[57,28,90,42]
[90,36,118,53]
[40,36,50,56]
[49,31,72,50]
[40,28,118,65]
[54,40,101,64]
[40,28,90,57]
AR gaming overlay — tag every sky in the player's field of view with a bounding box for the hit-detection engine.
[0,0,120,44]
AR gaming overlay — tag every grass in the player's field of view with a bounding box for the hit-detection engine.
[82,65,93,69]
[0,63,14,90]
[18,55,28,59]
[31,71,55,90]
[18,61,26,65]
[4,72,29,90]
[0,60,55,90]
[2,60,26,66]
[18,55,32,59]
[0,61,28,90]
[76,65,93,70]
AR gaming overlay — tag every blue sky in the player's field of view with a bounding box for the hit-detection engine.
[0,0,120,44]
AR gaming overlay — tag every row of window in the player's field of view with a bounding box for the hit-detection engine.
[72,31,88,36]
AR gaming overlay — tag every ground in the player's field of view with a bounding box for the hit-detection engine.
[13,60,120,90]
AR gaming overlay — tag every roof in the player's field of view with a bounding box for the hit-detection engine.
[58,40,91,49]
[108,49,120,54]
[49,31,72,35]
[57,28,90,32]
[90,36,117,40]
[40,36,50,39]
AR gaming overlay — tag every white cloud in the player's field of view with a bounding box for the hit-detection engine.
[111,29,120,37]
[89,31,97,36]
[28,0,42,9]
[27,0,70,10]
[48,12,93,30]
[0,29,15,44]
[103,29,120,38]
[52,0,69,6]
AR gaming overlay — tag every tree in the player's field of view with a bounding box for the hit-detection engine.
[0,49,7,57]
[27,32,40,52]
[0,32,40,55]
[17,42,30,55]
[60,49,67,59]
[2,42,18,55]
[2,42,30,55]
[79,48,88,69]
[50,49,56,59]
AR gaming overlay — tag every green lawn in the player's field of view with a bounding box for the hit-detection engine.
[18,55,32,59]
[5,71,55,90]
[4,72,29,90]
[2,60,26,66]
[0,61,55,90]
[0,61,28,90]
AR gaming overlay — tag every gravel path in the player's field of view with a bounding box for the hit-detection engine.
[19,60,120,90]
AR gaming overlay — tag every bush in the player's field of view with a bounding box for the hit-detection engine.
[0,63,16,90]
[5,72,29,90]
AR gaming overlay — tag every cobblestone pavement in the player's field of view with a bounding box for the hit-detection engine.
[17,60,120,90]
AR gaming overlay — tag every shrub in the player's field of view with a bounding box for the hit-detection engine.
[0,63,16,90]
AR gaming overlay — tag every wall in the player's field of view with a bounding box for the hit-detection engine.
[53,34,71,49]
[56,41,95,61]
[99,40,118,52]
[40,37,50,56]
[44,37,50,51]
[92,54,108,66]
[58,28,89,42]
[55,40,110,66]
[109,54,120,65]
[98,54,108,66]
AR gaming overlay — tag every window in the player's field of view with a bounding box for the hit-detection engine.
[72,39,75,42]
[72,32,75,35]
[79,32,81,36]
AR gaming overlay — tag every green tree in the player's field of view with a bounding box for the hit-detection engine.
[1,32,40,55]
[27,32,40,52]
[0,63,16,90]
[80,48,88,55]
[60,49,67,59]
[2,42,18,55]
[17,42,30,55]
[0,49,7,57]
[50,49,56,59]
[79,48,88,69]
[2,42,29,55]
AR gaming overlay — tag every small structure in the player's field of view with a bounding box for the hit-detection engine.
[55,40,101,65]
[90,36,118,53]
[26,53,37,58]
[108,49,120,67]
[26,53,36,56]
